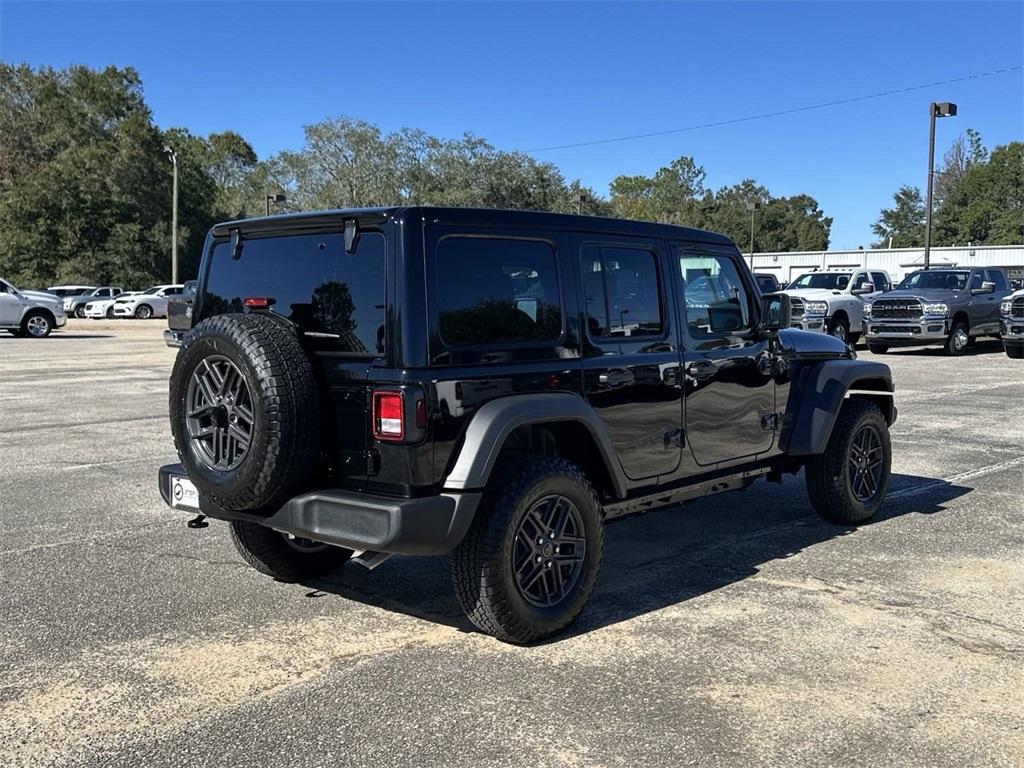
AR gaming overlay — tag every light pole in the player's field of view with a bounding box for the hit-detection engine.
[924,101,957,270]
[265,193,286,216]
[164,146,178,284]
[746,202,757,269]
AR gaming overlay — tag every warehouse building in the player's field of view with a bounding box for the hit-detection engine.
[750,244,1024,286]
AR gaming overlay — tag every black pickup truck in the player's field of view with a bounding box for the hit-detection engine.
[864,267,1013,355]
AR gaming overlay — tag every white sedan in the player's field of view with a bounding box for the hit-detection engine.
[84,292,139,319]
[112,284,184,319]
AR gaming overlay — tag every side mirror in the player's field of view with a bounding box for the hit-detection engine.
[760,292,791,337]
[972,281,995,295]
[852,282,875,295]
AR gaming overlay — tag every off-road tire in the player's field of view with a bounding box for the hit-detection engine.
[1006,345,1024,359]
[451,455,604,644]
[135,304,153,320]
[230,521,351,582]
[867,343,889,355]
[170,313,319,512]
[944,321,970,356]
[828,316,850,344]
[806,399,891,525]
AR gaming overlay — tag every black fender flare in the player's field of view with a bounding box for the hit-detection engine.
[783,359,894,456]
[442,392,628,498]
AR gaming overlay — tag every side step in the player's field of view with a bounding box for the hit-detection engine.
[351,550,393,570]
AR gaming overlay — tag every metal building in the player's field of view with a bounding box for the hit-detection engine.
[749,244,1024,285]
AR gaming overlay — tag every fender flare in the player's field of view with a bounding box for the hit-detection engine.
[783,359,894,456]
[442,392,628,498]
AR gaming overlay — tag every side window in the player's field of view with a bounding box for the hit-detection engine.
[679,252,752,337]
[836,274,851,290]
[851,273,870,291]
[871,272,889,291]
[969,272,984,290]
[581,245,663,339]
[987,270,1008,290]
[435,237,561,346]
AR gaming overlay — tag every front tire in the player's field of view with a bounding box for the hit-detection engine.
[22,311,53,338]
[106,307,115,319]
[944,321,969,356]
[867,343,889,354]
[230,521,351,582]
[74,305,86,318]
[806,399,891,525]
[828,316,850,344]
[135,304,153,320]
[451,456,604,644]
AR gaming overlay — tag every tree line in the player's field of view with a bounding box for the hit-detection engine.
[1,64,1020,288]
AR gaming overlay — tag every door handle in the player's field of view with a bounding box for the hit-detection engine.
[685,360,715,379]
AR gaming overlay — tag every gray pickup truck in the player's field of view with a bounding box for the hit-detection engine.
[864,267,1013,356]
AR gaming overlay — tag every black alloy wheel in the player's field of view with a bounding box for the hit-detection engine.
[848,423,884,502]
[512,494,587,609]
[185,354,254,471]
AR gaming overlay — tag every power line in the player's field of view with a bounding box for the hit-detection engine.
[525,66,1023,153]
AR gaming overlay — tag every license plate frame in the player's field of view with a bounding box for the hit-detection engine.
[169,474,200,510]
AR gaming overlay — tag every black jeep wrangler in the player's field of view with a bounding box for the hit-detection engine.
[160,207,896,643]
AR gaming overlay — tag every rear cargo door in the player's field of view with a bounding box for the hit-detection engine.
[199,228,388,486]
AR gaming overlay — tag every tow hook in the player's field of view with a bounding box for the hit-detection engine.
[186,514,209,529]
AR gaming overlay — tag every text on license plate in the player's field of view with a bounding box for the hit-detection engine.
[169,475,200,510]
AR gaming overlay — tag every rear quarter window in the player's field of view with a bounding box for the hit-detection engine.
[434,236,562,347]
[202,231,386,355]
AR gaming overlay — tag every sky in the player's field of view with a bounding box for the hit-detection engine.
[1,0,1022,249]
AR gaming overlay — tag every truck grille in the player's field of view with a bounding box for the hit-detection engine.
[790,297,804,320]
[1012,298,1024,319]
[871,299,922,320]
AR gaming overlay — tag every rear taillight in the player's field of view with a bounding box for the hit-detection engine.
[372,390,405,441]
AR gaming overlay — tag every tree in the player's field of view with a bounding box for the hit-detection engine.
[871,186,925,248]
[935,141,1023,245]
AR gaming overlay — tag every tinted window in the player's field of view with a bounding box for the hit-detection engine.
[204,231,386,355]
[680,252,752,337]
[755,274,778,293]
[987,270,1008,290]
[871,272,889,291]
[897,271,968,290]
[851,273,870,291]
[969,272,984,290]
[581,245,663,339]
[788,273,850,290]
[436,237,561,346]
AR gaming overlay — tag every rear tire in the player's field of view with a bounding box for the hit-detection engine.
[944,321,969,356]
[451,456,603,644]
[806,399,891,525]
[230,521,351,582]
[867,343,888,354]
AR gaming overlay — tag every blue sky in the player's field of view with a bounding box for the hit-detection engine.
[2,1,1021,249]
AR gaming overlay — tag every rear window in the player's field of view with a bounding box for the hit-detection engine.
[203,231,386,355]
[435,236,562,347]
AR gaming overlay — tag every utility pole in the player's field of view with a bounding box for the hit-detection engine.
[165,146,178,284]
[924,101,957,270]
[746,202,756,269]
[265,193,286,217]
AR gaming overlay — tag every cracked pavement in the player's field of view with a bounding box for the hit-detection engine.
[1,320,1022,767]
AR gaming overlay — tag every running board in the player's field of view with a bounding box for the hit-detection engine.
[602,466,774,521]
[351,550,393,570]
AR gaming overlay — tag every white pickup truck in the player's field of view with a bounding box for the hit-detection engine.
[781,269,893,345]
[0,277,68,337]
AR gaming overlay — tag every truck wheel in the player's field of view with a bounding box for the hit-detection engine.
[847,332,862,346]
[22,310,54,338]
[1006,345,1024,359]
[451,456,604,644]
[230,521,351,582]
[806,399,891,525]
[944,321,969,356]
[867,343,888,354]
[827,316,850,344]
[169,313,319,512]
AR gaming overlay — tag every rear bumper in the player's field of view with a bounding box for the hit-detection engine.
[164,329,185,347]
[158,464,481,555]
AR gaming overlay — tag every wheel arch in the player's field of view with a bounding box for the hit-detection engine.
[783,359,895,456]
[442,393,628,500]
[22,306,56,326]
[951,309,970,328]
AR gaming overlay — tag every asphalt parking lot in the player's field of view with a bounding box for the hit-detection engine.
[2,320,1022,768]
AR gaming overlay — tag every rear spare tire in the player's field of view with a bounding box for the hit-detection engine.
[170,313,320,511]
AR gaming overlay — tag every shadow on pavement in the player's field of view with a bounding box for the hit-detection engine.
[304,472,973,640]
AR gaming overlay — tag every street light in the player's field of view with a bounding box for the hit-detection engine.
[746,202,757,269]
[924,101,957,270]
[164,146,178,284]
[265,193,287,216]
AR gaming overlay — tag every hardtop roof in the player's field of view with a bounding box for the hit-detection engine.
[210,206,736,246]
